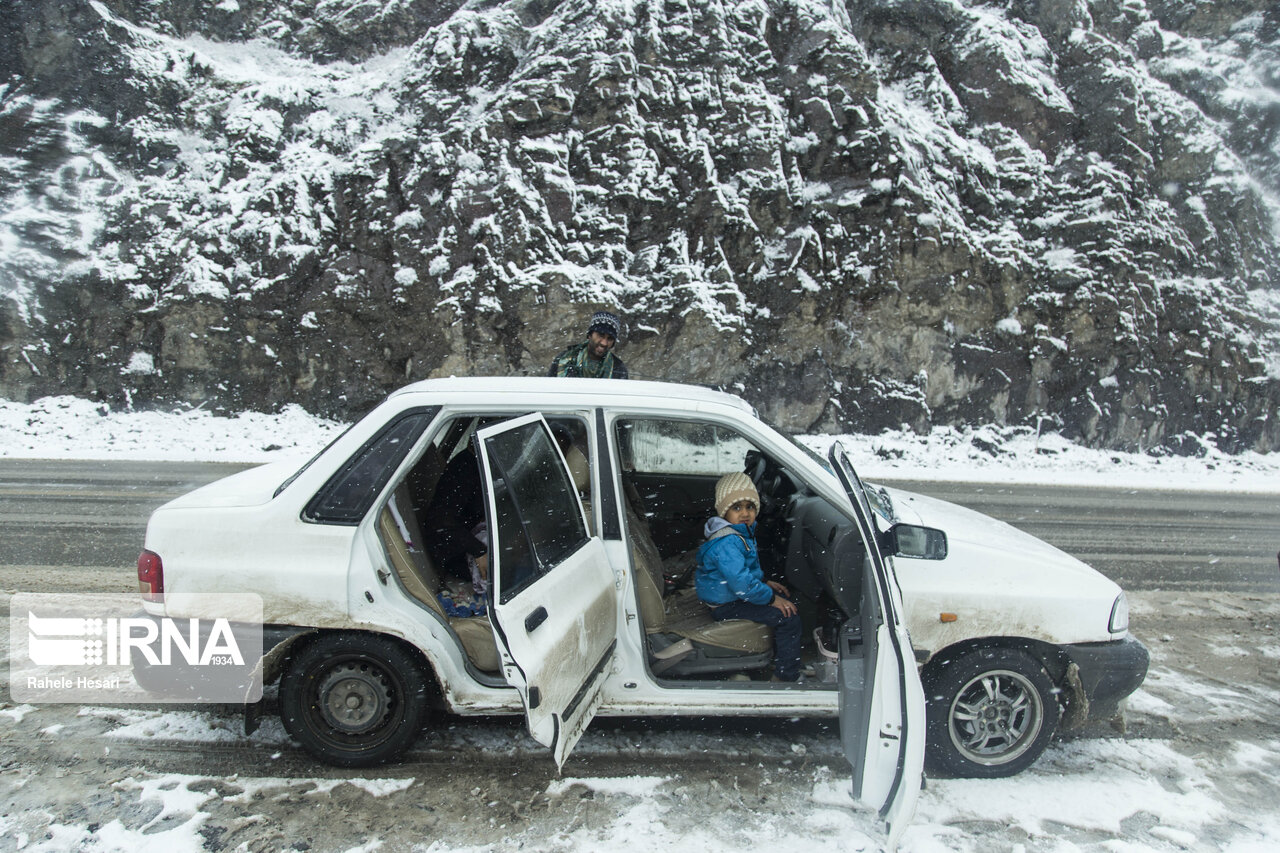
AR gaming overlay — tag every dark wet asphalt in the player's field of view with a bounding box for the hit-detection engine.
[881,479,1280,593]
[0,459,1276,593]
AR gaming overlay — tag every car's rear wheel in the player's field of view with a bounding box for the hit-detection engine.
[925,647,1060,778]
[279,632,430,767]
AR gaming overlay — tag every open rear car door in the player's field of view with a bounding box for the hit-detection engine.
[828,442,926,845]
[476,413,618,768]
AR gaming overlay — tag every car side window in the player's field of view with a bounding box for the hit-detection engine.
[619,419,757,476]
[490,477,537,596]
[483,420,590,603]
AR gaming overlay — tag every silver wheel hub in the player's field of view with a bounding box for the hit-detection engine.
[948,668,1043,766]
[318,663,391,734]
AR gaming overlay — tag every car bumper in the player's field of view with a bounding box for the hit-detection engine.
[1061,635,1150,722]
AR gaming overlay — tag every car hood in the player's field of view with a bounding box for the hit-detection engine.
[156,460,301,510]
[879,485,1118,589]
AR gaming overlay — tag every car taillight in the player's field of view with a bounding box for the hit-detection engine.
[138,550,164,601]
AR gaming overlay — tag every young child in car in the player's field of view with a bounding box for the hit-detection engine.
[695,472,803,682]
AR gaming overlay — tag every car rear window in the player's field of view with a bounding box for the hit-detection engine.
[303,407,438,524]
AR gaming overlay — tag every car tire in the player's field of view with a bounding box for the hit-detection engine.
[130,653,172,694]
[924,647,1060,778]
[279,632,431,767]
[130,653,220,700]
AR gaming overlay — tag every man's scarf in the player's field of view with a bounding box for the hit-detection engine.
[566,341,617,378]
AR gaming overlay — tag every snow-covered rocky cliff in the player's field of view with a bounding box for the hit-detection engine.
[2,0,1278,450]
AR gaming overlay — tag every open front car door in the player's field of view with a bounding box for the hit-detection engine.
[828,442,926,845]
[476,413,618,769]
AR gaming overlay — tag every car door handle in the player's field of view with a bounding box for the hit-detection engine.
[525,607,549,633]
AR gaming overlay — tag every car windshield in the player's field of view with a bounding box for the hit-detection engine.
[866,485,896,523]
[766,419,897,524]
[779,431,831,473]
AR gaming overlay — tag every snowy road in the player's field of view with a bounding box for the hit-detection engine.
[1,460,1276,592]
[1,460,1279,849]
[884,478,1280,593]
[1,590,1278,852]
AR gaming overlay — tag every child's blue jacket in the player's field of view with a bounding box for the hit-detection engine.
[695,517,774,606]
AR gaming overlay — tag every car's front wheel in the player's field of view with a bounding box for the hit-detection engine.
[279,632,431,767]
[924,647,1060,778]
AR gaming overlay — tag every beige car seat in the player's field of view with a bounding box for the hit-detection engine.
[564,445,593,532]
[624,498,772,675]
[379,507,499,672]
[377,447,499,673]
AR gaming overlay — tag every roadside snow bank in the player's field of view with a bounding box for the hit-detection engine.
[801,425,1280,492]
[0,396,346,463]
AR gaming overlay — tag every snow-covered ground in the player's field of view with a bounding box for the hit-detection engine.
[3,588,1279,853]
[3,394,1279,492]
[2,394,1279,851]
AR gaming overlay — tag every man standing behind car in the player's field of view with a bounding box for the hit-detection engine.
[548,311,629,379]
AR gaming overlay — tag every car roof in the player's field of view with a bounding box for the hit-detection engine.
[387,376,758,415]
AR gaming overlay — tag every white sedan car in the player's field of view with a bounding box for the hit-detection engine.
[135,378,1146,833]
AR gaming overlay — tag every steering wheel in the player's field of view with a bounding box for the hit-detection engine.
[744,450,777,514]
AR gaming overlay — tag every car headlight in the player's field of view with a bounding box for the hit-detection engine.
[1109,592,1129,633]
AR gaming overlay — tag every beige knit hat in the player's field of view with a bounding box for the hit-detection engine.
[714,472,760,517]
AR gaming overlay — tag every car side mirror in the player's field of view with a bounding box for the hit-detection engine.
[881,523,948,560]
